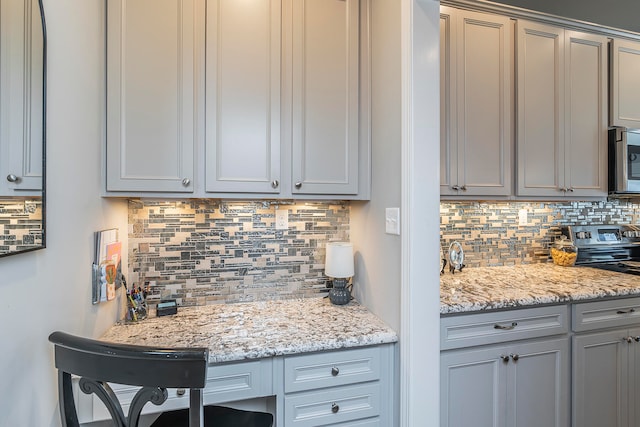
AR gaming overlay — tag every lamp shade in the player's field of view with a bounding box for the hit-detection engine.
[325,242,354,278]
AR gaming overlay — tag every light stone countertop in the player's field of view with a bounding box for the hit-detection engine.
[441,263,640,315]
[100,297,398,364]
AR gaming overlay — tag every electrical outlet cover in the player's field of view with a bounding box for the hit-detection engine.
[275,209,289,230]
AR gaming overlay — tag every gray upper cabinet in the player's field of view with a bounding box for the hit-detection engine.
[107,0,370,199]
[516,21,607,198]
[611,38,640,129]
[290,0,361,196]
[205,0,281,194]
[0,0,43,195]
[440,6,513,198]
[106,0,201,193]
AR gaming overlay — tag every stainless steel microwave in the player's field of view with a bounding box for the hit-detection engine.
[609,128,640,194]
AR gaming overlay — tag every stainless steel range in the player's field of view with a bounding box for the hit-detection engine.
[559,224,640,274]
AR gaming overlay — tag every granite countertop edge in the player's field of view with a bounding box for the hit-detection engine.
[440,263,640,316]
[100,297,398,364]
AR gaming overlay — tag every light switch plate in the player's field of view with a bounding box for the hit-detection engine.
[385,207,400,235]
[275,209,289,230]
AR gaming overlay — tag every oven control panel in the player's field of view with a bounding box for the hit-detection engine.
[561,225,640,248]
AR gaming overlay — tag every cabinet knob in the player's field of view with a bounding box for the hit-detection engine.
[460,185,467,191]
[510,354,519,362]
[331,366,340,376]
[634,336,640,343]
[331,403,340,414]
[295,182,302,189]
[451,185,460,191]
[6,174,18,183]
[271,180,279,189]
[500,355,510,364]
[568,187,574,192]
[625,336,634,344]
[182,178,191,187]
[176,388,186,396]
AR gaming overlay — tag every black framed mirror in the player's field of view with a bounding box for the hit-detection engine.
[0,0,46,257]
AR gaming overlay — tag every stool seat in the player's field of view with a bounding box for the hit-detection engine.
[151,405,274,427]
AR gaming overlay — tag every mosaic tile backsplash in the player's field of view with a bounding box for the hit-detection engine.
[440,200,640,267]
[0,198,43,254]
[128,200,349,306]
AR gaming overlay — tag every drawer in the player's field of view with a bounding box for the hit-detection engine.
[284,382,380,427]
[284,347,381,393]
[440,305,569,350]
[573,297,640,332]
[203,358,273,404]
[90,358,273,421]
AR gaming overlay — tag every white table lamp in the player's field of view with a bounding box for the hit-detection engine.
[325,242,354,305]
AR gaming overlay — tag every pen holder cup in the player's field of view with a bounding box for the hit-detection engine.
[125,296,148,322]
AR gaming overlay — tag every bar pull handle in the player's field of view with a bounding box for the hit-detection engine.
[494,322,517,330]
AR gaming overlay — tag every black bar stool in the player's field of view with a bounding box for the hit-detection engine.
[49,331,273,427]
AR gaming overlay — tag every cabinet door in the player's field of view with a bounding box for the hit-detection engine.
[439,7,512,197]
[573,330,629,427]
[0,0,43,194]
[516,21,564,197]
[454,10,513,197]
[629,327,640,427]
[205,0,281,194]
[291,0,359,195]
[439,6,458,196]
[564,31,608,198]
[106,0,202,192]
[508,338,569,427]
[441,346,507,427]
[611,38,640,128]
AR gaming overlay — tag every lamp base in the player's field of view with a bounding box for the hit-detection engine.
[329,278,351,305]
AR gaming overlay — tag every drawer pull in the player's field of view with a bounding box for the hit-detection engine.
[331,403,340,414]
[617,308,636,315]
[500,355,510,364]
[176,388,186,396]
[331,366,340,376]
[510,353,519,362]
[494,322,517,330]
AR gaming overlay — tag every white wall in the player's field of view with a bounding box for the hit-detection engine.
[351,0,403,332]
[400,0,441,425]
[0,0,442,425]
[352,0,441,425]
[0,1,128,425]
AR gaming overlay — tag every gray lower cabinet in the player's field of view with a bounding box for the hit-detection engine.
[441,337,569,427]
[440,305,570,427]
[77,344,395,426]
[572,298,640,427]
[283,345,394,426]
